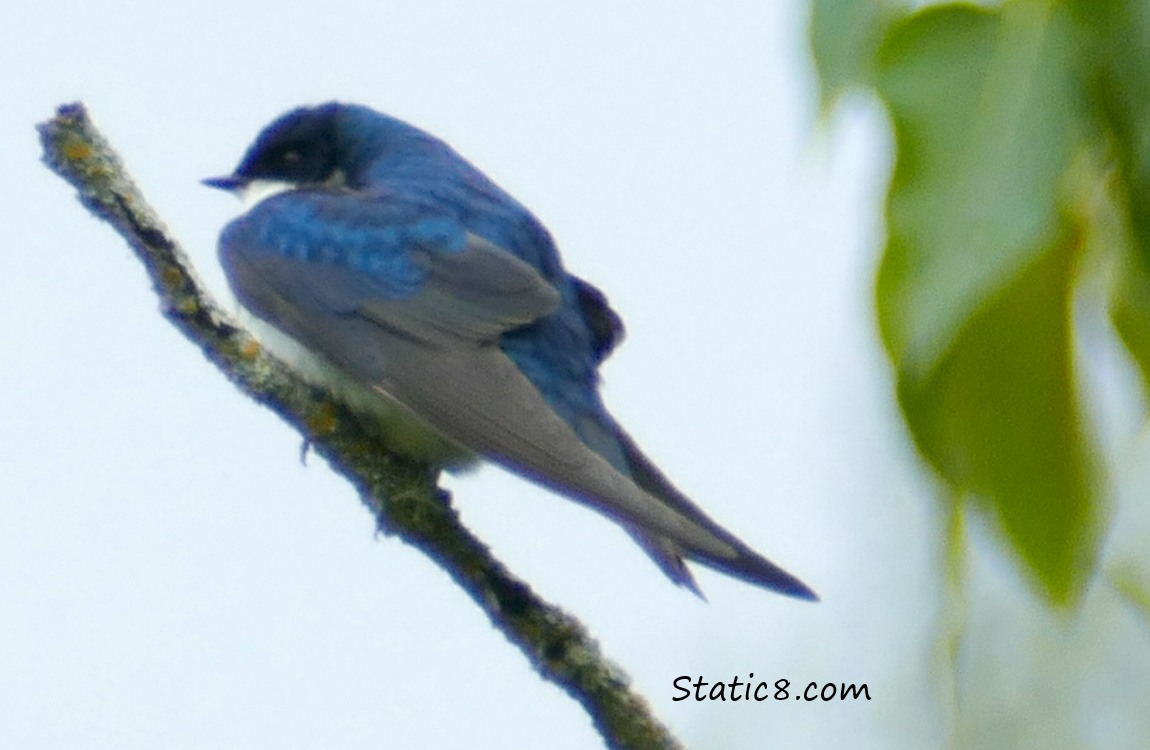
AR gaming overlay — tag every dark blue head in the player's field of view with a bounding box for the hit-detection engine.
[204,103,438,192]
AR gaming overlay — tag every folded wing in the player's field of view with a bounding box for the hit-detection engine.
[220,189,814,598]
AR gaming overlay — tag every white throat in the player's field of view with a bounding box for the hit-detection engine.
[237,179,298,210]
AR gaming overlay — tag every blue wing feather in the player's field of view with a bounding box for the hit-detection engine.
[370,160,630,454]
[221,190,561,342]
[338,156,631,468]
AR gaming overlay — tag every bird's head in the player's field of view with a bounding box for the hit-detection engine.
[204,102,430,200]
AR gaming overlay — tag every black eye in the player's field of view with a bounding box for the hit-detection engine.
[238,133,336,183]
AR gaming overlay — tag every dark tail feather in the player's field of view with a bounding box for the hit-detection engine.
[686,536,818,600]
[612,423,818,601]
[627,528,707,599]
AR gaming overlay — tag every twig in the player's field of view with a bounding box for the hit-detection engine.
[37,102,686,750]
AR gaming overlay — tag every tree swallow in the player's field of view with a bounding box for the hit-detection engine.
[205,102,815,600]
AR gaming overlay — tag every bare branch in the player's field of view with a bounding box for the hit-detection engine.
[37,102,686,750]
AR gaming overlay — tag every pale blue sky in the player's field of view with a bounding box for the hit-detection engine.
[6,2,1148,748]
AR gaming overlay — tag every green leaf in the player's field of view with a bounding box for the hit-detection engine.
[872,2,1100,604]
[875,3,1085,375]
[1079,0,1150,260]
[809,0,895,112]
[1111,238,1150,391]
[1076,0,1150,392]
[898,228,1099,604]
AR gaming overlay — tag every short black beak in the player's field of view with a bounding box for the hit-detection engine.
[202,175,247,191]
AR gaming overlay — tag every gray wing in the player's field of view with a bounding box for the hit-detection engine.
[223,222,745,560]
[360,233,562,343]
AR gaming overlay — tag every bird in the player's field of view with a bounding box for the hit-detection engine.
[204,102,815,600]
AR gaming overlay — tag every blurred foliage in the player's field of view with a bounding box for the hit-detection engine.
[809,0,894,113]
[811,0,1150,607]
[1110,562,1150,629]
